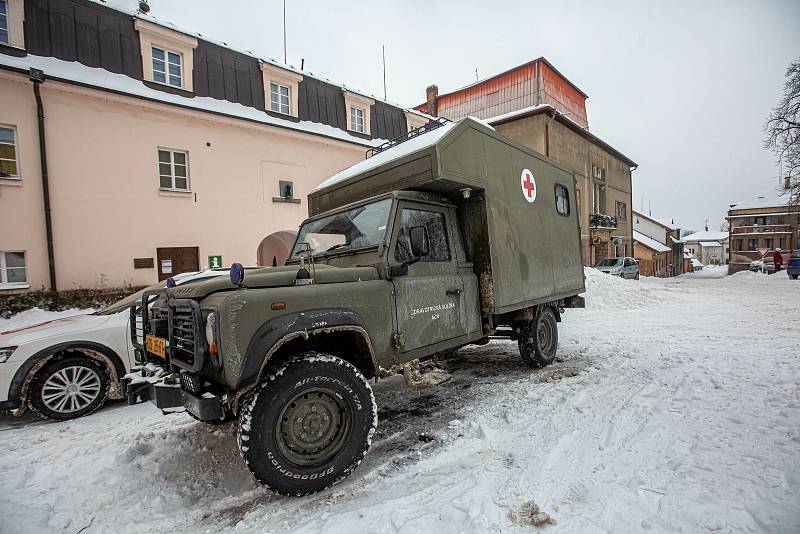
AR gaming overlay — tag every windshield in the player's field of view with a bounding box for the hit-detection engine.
[291,198,392,258]
[597,258,623,267]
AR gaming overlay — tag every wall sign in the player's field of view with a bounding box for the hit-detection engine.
[161,259,173,273]
[208,255,223,268]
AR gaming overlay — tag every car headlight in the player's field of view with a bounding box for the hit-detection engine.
[205,313,217,347]
[0,347,17,364]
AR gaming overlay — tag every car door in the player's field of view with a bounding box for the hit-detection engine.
[389,201,465,355]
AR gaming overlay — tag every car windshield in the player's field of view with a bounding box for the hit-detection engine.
[291,198,392,258]
[597,258,623,267]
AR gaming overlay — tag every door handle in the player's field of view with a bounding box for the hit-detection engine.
[446,288,462,296]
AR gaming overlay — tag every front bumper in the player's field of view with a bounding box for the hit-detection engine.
[123,376,223,421]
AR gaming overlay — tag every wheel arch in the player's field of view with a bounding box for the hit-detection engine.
[8,341,126,412]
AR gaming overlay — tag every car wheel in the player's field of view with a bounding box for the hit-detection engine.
[29,355,110,421]
[518,306,559,368]
[791,274,798,280]
[634,272,640,280]
[238,353,377,496]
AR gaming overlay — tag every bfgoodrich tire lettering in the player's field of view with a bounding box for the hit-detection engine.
[237,352,377,496]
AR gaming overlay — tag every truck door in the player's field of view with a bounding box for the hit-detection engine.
[389,202,466,354]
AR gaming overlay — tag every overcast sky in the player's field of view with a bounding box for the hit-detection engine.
[142,0,799,232]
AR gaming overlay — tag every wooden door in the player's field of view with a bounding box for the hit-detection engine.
[156,247,200,281]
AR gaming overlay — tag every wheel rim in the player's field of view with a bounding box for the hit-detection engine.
[275,387,351,467]
[537,315,555,354]
[41,365,102,414]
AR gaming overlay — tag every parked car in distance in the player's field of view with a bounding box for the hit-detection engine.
[750,257,775,274]
[0,269,232,421]
[595,257,640,279]
[788,250,800,280]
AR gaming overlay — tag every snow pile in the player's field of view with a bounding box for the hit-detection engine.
[581,267,666,311]
[0,307,93,332]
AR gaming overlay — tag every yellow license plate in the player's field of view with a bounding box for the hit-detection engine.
[145,335,167,358]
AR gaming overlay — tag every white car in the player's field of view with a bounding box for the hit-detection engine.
[0,270,228,421]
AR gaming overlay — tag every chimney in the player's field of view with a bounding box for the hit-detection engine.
[426,84,438,117]
[785,176,791,190]
[705,223,709,231]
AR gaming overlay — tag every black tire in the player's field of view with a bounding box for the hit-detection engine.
[634,272,640,280]
[791,274,798,280]
[238,352,377,496]
[29,355,110,421]
[518,307,559,368]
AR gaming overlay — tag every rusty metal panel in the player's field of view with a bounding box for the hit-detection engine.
[538,62,588,127]
[436,63,536,121]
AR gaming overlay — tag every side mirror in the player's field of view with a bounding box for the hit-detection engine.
[409,225,429,258]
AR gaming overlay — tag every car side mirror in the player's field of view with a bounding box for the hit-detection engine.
[409,225,429,258]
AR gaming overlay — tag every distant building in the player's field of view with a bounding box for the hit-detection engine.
[415,58,638,266]
[633,230,670,276]
[727,178,799,274]
[682,228,730,265]
[632,211,684,276]
[0,0,428,291]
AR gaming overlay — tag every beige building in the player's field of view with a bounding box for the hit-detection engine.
[415,59,638,266]
[0,0,428,292]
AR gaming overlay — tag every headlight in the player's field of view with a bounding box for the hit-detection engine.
[0,347,17,364]
[205,313,217,347]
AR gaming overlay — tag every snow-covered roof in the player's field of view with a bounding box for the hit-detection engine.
[0,54,385,147]
[633,210,678,231]
[699,241,722,247]
[313,121,458,192]
[682,230,729,243]
[633,230,671,253]
[730,187,792,211]
[88,0,421,116]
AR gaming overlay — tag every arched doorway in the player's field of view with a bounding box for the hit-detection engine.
[257,230,297,267]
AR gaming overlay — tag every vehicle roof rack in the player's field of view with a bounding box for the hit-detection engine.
[366,118,449,158]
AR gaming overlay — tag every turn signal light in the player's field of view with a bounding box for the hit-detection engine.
[271,302,286,311]
[209,342,218,355]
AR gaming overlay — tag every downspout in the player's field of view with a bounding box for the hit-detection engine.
[30,68,57,291]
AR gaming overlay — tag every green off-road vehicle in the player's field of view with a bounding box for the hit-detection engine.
[125,118,585,495]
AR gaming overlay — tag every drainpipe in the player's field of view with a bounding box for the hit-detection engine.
[30,68,57,291]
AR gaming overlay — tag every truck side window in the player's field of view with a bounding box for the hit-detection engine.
[395,208,450,263]
[555,184,570,216]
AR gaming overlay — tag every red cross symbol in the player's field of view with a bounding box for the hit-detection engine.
[522,172,536,197]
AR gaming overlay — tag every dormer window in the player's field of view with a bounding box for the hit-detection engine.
[0,1,8,45]
[152,46,183,88]
[270,82,291,115]
[135,19,198,92]
[350,107,365,133]
[0,0,24,49]
[261,63,302,117]
[343,91,374,135]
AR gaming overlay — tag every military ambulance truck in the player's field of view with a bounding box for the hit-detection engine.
[127,117,585,495]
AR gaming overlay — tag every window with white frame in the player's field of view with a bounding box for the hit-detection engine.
[0,0,9,45]
[152,46,183,88]
[158,149,189,191]
[350,107,365,133]
[0,125,18,178]
[0,251,26,286]
[270,82,290,114]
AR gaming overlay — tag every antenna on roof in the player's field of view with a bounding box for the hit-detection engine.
[137,0,150,14]
[382,45,387,100]
[283,0,287,64]
[475,68,479,82]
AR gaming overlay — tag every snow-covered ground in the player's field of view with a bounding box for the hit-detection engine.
[1,270,798,533]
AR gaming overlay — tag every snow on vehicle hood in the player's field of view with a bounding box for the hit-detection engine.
[0,313,113,346]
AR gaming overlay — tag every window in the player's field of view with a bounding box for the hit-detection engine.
[0,125,18,178]
[736,239,743,252]
[350,107,365,133]
[270,82,290,114]
[152,46,182,87]
[158,149,189,191]
[779,238,786,249]
[765,238,773,249]
[753,216,767,226]
[747,239,757,251]
[0,0,8,45]
[0,251,26,286]
[395,208,450,263]
[555,184,570,216]
[616,200,627,222]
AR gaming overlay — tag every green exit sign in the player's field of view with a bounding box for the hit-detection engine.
[208,255,223,269]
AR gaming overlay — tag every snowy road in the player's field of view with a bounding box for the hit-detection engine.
[1,270,798,533]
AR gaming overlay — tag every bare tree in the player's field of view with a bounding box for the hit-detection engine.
[765,58,800,207]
